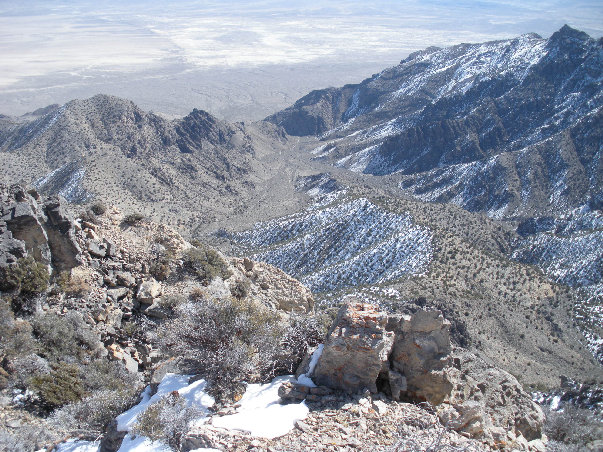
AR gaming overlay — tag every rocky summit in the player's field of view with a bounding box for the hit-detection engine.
[0,24,601,452]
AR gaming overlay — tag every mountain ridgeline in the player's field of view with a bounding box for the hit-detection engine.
[0,95,269,228]
[266,25,602,221]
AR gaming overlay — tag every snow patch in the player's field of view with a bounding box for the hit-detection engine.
[296,344,324,387]
[116,374,214,432]
[211,375,308,439]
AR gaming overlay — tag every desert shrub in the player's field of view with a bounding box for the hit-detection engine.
[182,246,231,283]
[158,297,284,403]
[90,201,107,216]
[56,271,90,297]
[189,287,205,300]
[3,257,49,295]
[51,387,139,435]
[0,301,36,358]
[81,360,139,392]
[9,354,50,388]
[157,294,186,309]
[79,209,98,224]
[30,363,87,411]
[229,278,251,299]
[32,311,102,361]
[123,212,144,225]
[0,424,60,452]
[132,392,201,449]
[149,252,172,281]
[266,314,325,379]
[544,406,601,447]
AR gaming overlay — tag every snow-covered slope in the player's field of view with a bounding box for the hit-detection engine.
[232,194,433,294]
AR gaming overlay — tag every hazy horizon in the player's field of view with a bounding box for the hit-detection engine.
[1,0,601,119]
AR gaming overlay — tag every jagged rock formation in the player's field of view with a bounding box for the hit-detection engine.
[297,300,546,450]
[0,184,81,281]
[311,302,393,393]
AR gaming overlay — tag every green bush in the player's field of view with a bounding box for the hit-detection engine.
[30,363,87,411]
[2,257,49,294]
[182,246,231,283]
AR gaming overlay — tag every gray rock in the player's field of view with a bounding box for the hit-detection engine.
[142,302,170,319]
[390,309,452,405]
[88,240,106,258]
[107,287,129,302]
[137,278,162,304]
[115,271,136,287]
[99,420,127,452]
[387,369,407,401]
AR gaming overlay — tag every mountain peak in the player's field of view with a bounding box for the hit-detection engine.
[551,24,591,42]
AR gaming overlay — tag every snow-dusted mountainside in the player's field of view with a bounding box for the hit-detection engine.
[512,207,603,361]
[267,25,602,221]
[226,179,600,387]
[233,193,433,293]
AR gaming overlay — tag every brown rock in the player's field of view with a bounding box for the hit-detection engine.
[312,299,394,393]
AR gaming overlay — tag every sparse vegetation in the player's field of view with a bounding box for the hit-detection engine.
[182,245,231,283]
[132,392,201,449]
[544,406,602,450]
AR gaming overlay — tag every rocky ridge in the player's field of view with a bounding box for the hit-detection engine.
[267,25,601,222]
[0,95,285,229]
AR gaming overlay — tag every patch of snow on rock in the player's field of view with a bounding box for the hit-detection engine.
[211,375,308,439]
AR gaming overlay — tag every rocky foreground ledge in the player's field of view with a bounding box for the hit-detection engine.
[275,301,545,450]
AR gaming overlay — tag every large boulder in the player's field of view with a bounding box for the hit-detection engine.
[136,278,162,304]
[389,309,453,404]
[311,300,394,393]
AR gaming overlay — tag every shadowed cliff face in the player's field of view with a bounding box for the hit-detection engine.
[267,25,602,221]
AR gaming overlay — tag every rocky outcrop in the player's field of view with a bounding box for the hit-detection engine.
[312,301,393,392]
[230,258,314,313]
[297,300,545,449]
[0,184,81,281]
[389,309,453,404]
[439,350,545,446]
